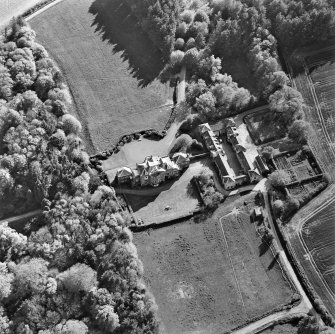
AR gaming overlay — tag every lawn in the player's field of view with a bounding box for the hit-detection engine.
[244,107,287,145]
[30,0,172,154]
[134,194,295,334]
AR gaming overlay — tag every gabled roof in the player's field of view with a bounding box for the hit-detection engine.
[255,155,269,173]
[173,152,189,164]
[117,167,133,177]
[198,123,212,134]
[237,151,253,172]
[214,154,232,178]
[203,130,221,151]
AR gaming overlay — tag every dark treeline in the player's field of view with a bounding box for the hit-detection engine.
[0,19,159,334]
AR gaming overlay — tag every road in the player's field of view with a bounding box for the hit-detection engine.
[0,209,42,226]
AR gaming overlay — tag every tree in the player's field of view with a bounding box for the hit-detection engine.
[273,199,284,217]
[57,263,97,294]
[183,48,199,69]
[50,129,66,149]
[181,10,194,24]
[269,85,304,125]
[169,134,193,153]
[59,320,88,334]
[194,91,216,118]
[174,38,185,50]
[288,120,312,145]
[170,50,184,70]
[268,170,290,188]
[194,9,209,23]
[0,168,13,196]
[62,114,82,135]
[12,258,49,297]
[0,263,14,301]
[95,305,120,332]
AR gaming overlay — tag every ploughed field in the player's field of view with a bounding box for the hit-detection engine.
[286,197,335,315]
[301,200,335,300]
[306,46,335,143]
[290,41,335,180]
[134,201,295,334]
[30,0,171,154]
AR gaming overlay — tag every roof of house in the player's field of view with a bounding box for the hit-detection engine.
[198,123,212,134]
[214,154,233,178]
[255,155,269,173]
[237,151,253,172]
[117,167,133,178]
[203,130,221,151]
[172,152,189,164]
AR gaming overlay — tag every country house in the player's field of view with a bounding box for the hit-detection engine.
[116,153,190,187]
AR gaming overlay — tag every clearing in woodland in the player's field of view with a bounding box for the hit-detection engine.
[134,194,296,334]
[29,0,172,154]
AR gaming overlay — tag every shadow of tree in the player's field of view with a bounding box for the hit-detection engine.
[259,238,270,256]
[267,252,280,271]
[89,0,165,87]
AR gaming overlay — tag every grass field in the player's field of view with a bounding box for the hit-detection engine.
[244,107,286,145]
[134,194,295,334]
[30,0,172,154]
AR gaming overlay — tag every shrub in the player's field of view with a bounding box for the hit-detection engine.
[190,138,203,151]
[268,170,290,188]
[273,199,284,217]
[179,114,203,133]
